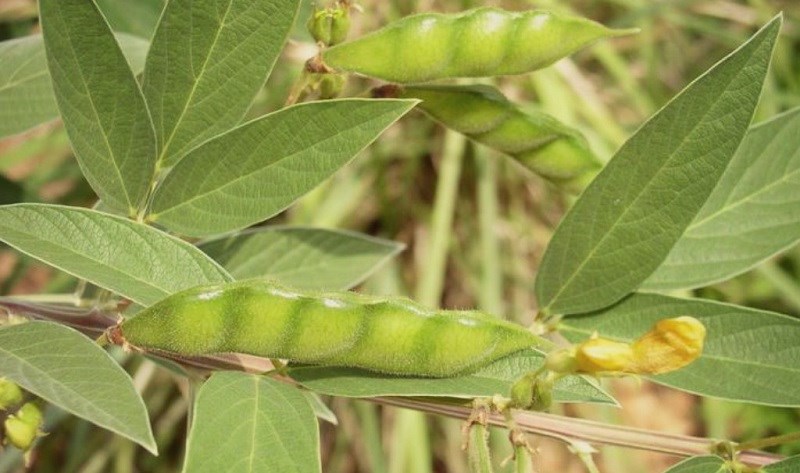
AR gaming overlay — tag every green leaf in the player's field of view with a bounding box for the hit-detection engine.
[0,204,232,306]
[289,349,616,405]
[95,0,165,38]
[663,456,727,473]
[149,99,416,237]
[199,226,403,290]
[560,293,800,406]
[644,107,800,290]
[534,17,781,315]
[0,321,156,454]
[183,372,320,473]
[40,0,157,216]
[764,454,800,472]
[0,33,149,139]
[143,0,300,167]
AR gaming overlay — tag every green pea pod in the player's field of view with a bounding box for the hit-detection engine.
[321,7,638,83]
[381,84,602,192]
[0,378,23,411]
[105,280,546,377]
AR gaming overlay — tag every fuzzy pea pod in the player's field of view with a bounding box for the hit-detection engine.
[104,280,546,377]
[321,7,637,83]
[378,84,601,192]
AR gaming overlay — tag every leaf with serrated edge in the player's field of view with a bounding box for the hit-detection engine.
[0,204,231,306]
[40,0,157,215]
[0,322,156,454]
[289,349,616,405]
[0,33,149,139]
[149,99,416,237]
[663,456,727,473]
[199,226,403,290]
[644,108,800,290]
[561,293,800,407]
[535,17,781,315]
[144,0,300,167]
[183,372,320,473]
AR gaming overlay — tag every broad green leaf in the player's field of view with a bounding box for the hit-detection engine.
[764,455,800,472]
[560,293,800,406]
[199,227,403,290]
[143,0,300,167]
[0,204,232,306]
[149,99,416,237]
[534,17,781,315]
[95,0,165,38]
[0,322,156,454]
[40,0,157,216]
[644,108,800,290]
[289,349,616,405]
[0,33,149,139]
[663,456,727,473]
[183,372,320,473]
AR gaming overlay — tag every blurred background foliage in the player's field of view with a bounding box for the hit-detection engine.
[0,0,799,472]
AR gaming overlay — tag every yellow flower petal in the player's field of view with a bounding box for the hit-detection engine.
[631,316,706,374]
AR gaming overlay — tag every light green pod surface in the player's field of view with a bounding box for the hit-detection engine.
[321,7,637,83]
[395,84,602,192]
[110,280,543,377]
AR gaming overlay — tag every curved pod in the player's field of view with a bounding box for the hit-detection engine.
[107,280,544,377]
[389,84,602,192]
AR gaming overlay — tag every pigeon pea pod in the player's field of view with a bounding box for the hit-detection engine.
[321,7,638,83]
[105,280,546,377]
[381,84,602,192]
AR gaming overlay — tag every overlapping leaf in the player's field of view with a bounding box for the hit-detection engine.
[40,0,156,215]
[535,17,781,315]
[561,293,800,406]
[149,99,416,237]
[663,456,727,473]
[0,322,156,454]
[0,204,231,306]
[199,227,403,289]
[290,349,616,405]
[183,372,320,473]
[143,0,300,166]
[645,108,800,290]
[0,33,149,139]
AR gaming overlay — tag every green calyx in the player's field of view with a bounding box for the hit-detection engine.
[306,3,351,47]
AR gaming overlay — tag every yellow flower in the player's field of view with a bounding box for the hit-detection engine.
[569,316,706,376]
[631,316,706,374]
[574,337,636,373]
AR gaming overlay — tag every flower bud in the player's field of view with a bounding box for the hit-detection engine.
[318,73,345,99]
[329,7,351,46]
[306,7,332,45]
[0,378,23,411]
[4,402,43,451]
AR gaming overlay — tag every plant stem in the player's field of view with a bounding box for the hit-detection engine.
[736,431,800,452]
[415,129,467,307]
[374,398,782,468]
